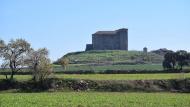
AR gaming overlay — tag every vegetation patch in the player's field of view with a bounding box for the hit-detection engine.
[1,73,190,81]
[0,78,190,93]
[0,92,190,107]
[61,73,190,80]
[55,50,164,65]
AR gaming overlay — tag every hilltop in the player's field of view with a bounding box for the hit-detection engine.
[54,50,164,65]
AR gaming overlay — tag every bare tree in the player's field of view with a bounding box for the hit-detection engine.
[0,39,31,80]
[0,39,7,79]
[60,58,69,70]
[27,48,52,82]
[0,39,5,56]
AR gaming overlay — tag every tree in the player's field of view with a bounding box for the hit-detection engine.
[176,50,189,70]
[0,39,5,48]
[27,48,52,82]
[0,39,31,80]
[162,51,176,70]
[0,40,7,78]
[162,60,172,70]
[0,39,6,57]
[60,58,69,70]
[187,53,190,63]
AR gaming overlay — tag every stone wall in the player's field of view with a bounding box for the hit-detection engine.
[118,29,128,50]
[92,34,120,50]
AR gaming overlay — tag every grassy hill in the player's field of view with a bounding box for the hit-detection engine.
[55,50,164,65]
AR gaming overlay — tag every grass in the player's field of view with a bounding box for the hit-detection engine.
[56,50,164,64]
[0,73,190,81]
[54,64,190,72]
[0,64,165,73]
[0,92,189,107]
[60,73,190,80]
[54,64,164,72]
[0,75,32,81]
[1,63,189,72]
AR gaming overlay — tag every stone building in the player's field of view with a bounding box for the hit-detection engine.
[86,28,128,51]
[143,47,148,53]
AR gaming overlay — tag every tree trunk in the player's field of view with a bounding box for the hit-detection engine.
[10,70,14,80]
[64,66,66,71]
[5,75,8,80]
[9,62,14,80]
[33,63,38,81]
[180,65,183,72]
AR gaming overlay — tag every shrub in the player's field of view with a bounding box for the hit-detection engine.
[60,58,69,70]
[27,48,53,82]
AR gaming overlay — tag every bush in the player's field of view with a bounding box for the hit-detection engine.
[0,78,189,92]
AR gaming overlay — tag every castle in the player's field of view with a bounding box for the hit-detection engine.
[86,28,128,51]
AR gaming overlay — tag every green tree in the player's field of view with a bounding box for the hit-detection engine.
[176,50,189,70]
[162,51,176,70]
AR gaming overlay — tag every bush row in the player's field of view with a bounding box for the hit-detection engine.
[0,78,190,92]
[1,69,189,75]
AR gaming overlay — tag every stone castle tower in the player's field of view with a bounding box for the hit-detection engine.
[86,28,128,51]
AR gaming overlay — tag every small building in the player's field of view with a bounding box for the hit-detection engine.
[143,47,148,53]
[85,44,93,51]
[85,28,128,51]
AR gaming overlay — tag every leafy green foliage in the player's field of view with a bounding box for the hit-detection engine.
[163,51,176,70]
[176,50,189,70]
[163,50,189,70]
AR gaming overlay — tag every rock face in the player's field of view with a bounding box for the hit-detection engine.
[86,28,128,51]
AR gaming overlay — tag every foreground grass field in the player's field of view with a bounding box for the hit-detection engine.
[0,73,190,81]
[0,92,189,107]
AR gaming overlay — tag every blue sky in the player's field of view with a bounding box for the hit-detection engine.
[0,0,190,61]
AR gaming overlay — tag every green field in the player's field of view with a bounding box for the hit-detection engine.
[0,73,190,81]
[54,64,164,72]
[53,64,190,72]
[1,64,190,73]
[0,64,167,73]
[55,50,164,64]
[0,92,189,107]
[61,73,190,80]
